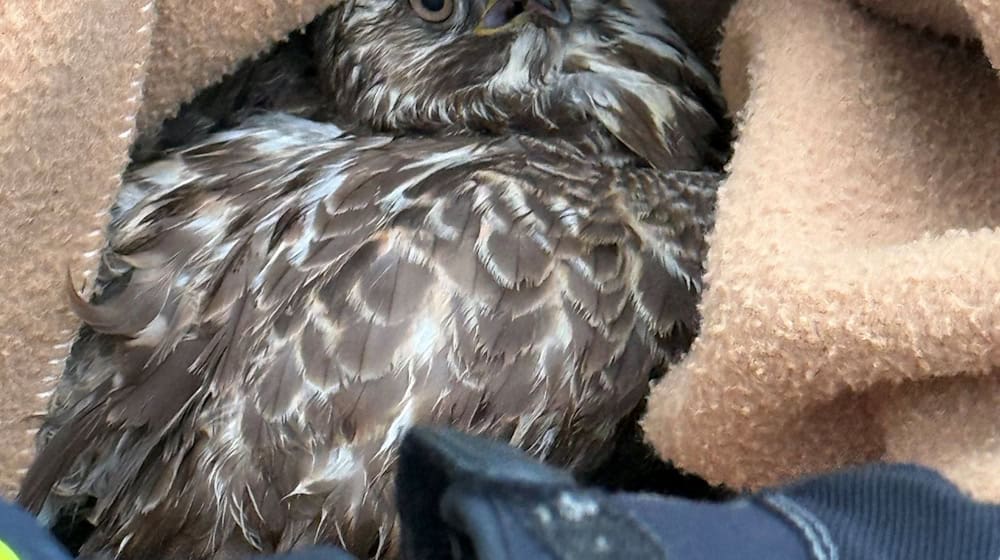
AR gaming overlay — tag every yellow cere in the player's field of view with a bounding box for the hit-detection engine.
[0,540,19,560]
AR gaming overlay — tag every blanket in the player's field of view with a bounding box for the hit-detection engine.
[1,0,997,504]
[644,0,1000,501]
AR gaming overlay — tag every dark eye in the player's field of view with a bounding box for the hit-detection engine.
[409,0,455,22]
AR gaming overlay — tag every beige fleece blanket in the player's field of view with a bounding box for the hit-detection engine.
[645,0,1000,501]
[1,0,997,502]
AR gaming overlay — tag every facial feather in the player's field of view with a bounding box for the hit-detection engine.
[319,0,725,169]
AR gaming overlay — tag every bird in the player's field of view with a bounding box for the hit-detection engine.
[18,0,727,558]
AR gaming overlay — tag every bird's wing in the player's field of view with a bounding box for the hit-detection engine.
[20,114,402,546]
[19,115,719,556]
[621,168,720,359]
[565,12,729,171]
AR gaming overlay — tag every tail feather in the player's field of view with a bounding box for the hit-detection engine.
[17,402,104,516]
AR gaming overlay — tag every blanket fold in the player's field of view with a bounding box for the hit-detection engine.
[0,0,155,495]
[137,0,336,131]
[1,0,998,503]
[644,0,1000,501]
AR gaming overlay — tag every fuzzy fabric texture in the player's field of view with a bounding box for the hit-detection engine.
[0,0,341,497]
[1,0,998,505]
[0,0,156,497]
[644,0,1000,502]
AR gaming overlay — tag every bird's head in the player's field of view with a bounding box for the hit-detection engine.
[318,0,727,169]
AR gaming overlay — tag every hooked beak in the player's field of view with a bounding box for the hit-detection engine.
[475,0,572,35]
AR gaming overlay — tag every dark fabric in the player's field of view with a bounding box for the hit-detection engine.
[0,499,72,560]
[244,547,358,560]
[612,495,807,559]
[397,427,1000,560]
[9,428,1000,559]
[766,464,1000,559]
[396,426,578,560]
[397,427,808,560]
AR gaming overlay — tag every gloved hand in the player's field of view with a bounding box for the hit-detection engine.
[396,427,1000,560]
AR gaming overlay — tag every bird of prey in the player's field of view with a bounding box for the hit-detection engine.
[19,0,727,558]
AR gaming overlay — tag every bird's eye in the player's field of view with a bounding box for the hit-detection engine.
[409,0,455,22]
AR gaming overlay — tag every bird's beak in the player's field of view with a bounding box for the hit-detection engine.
[475,0,572,36]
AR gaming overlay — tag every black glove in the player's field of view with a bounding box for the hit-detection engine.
[396,426,1000,560]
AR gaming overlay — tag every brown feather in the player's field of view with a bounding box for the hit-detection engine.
[22,0,727,556]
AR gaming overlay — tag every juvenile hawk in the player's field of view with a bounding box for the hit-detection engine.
[20,0,727,558]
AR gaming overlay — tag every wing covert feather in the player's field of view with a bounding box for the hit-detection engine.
[20,114,719,558]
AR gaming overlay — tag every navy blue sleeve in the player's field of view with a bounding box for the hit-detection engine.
[761,464,1000,560]
[0,499,72,560]
[243,546,359,560]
